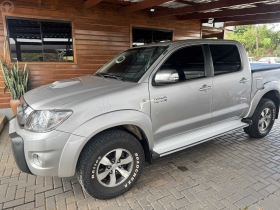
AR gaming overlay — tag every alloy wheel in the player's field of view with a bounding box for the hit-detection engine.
[258,108,272,133]
[96,149,134,187]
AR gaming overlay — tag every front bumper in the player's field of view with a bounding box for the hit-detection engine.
[10,131,33,174]
[9,117,72,177]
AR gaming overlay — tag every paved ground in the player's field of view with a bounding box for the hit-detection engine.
[1,122,280,210]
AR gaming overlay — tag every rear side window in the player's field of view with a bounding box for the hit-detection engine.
[209,45,241,76]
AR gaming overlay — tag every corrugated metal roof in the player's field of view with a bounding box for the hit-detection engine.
[263,0,280,4]
[159,1,187,8]
[120,0,280,10]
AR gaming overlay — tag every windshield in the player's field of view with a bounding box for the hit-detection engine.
[96,46,168,82]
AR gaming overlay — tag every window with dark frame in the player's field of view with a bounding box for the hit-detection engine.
[209,45,241,76]
[159,45,205,82]
[6,17,74,62]
[132,27,173,47]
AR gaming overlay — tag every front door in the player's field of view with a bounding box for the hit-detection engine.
[149,45,213,143]
[209,44,251,123]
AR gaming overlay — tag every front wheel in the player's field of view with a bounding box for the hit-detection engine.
[244,98,276,138]
[76,129,144,199]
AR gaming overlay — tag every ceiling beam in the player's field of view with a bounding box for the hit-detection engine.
[203,32,224,39]
[83,0,103,9]
[151,0,260,18]
[178,4,280,20]
[225,19,280,26]
[202,26,223,32]
[202,12,280,23]
[175,0,198,6]
[119,0,172,14]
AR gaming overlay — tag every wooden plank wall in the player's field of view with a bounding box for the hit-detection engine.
[0,0,201,108]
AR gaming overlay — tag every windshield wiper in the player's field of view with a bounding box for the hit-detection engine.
[94,72,105,79]
[99,73,124,81]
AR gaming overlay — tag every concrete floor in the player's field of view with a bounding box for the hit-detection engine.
[1,121,280,210]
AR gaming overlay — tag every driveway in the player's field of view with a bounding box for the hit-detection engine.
[1,121,280,210]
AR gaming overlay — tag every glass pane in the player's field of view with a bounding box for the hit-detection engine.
[132,27,173,47]
[41,21,73,62]
[7,18,73,62]
[7,19,43,62]
[133,28,153,46]
[153,30,172,43]
[160,46,205,81]
[98,46,168,82]
[209,45,241,75]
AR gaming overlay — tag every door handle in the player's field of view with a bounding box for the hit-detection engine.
[240,77,249,84]
[199,85,212,92]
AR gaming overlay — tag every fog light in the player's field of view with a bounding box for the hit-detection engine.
[32,154,43,166]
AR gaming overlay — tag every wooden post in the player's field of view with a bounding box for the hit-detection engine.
[15,40,22,61]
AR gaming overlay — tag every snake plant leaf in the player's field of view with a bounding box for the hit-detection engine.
[4,85,8,94]
[0,59,30,100]
[0,38,29,100]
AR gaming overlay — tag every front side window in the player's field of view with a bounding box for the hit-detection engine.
[96,46,168,82]
[7,17,73,62]
[158,45,205,82]
[209,45,241,75]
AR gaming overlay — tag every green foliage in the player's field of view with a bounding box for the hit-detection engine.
[274,45,280,57]
[20,53,59,62]
[226,25,280,59]
[0,40,29,100]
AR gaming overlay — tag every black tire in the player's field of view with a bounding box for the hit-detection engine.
[76,129,144,200]
[244,98,276,138]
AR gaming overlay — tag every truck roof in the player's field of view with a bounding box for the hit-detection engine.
[133,39,241,49]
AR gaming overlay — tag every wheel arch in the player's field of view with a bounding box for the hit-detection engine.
[245,81,280,119]
[58,110,154,177]
[262,90,280,119]
[78,124,153,166]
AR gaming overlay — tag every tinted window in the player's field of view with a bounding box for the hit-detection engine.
[7,18,73,62]
[159,45,205,81]
[132,27,173,47]
[97,46,168,82]
[209,45,241,75]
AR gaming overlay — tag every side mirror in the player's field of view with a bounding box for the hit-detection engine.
[154,70,179,84]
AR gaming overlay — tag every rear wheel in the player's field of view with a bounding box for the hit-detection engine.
[76,129,144,199]
[244,98,276,138]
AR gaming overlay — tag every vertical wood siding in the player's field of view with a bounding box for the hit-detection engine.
[0,0,201,108]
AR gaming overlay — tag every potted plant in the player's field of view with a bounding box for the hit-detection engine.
[0,41,29,116]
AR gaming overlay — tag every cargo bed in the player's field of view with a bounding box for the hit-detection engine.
[251,63,280,72]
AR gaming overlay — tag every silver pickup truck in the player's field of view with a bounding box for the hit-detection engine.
[9,40,280,199]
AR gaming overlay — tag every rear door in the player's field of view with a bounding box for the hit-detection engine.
[209,44,251,123]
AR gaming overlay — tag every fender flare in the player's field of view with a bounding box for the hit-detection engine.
[245,81,280,118]
[58,110,153,177]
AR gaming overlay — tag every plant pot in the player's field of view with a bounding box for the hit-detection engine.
[10,99,20,116]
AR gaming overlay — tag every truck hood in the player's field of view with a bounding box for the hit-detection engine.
[24,75,129,110]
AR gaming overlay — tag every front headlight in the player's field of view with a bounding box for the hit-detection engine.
[17,104,33,127]
[24,110,72,133]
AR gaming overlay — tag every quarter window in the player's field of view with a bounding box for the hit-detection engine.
[6,17,73,62]
[209,45,241,75]
[159,45,205,81]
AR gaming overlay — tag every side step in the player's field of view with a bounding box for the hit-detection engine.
[153,120,248,157]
